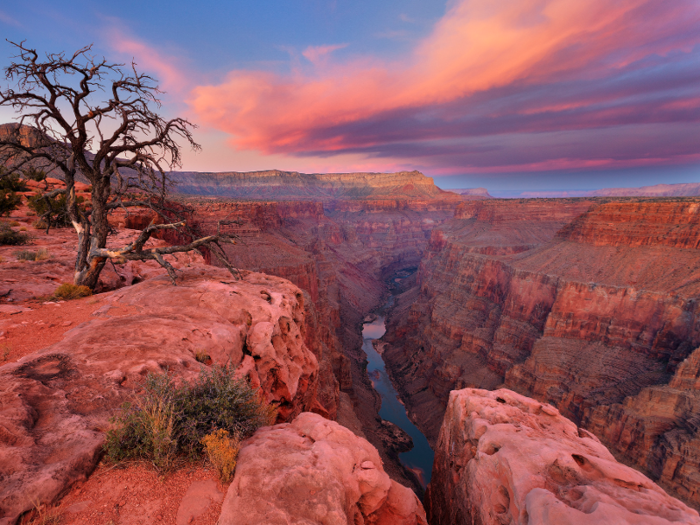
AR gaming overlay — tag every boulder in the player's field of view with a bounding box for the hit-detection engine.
[219,412,427,525]
[426,388,700,525]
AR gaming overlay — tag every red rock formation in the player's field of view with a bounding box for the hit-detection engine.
[382,198,700,506]
[182,196,459,491]
[0,268,331,525]
[170,169,461,201]
[219,412,426,525]
[426,388,700,525]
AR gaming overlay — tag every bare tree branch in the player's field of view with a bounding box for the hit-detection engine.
[0,41,236,288]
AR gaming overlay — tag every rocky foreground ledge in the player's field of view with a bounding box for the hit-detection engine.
[0,268,327,525]
[426,388,700,525]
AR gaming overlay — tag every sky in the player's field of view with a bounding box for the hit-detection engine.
[1,0,699,194]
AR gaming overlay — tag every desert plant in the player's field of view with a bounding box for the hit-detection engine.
[201,429,241,483]
[0,189,22,216]
[0,170,27,192]
[175,365,277,455]
[28,193,84,228]
[0,223,29,245]
[1,344,10,362]
[15,247,49,261]
[22,166,46,182]
[52,283,92,301]
[104,366,275,471]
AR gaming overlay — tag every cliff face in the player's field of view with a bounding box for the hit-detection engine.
[0,268,332,525]
[382,198,700,507]
[184,197,459,491]
[170,169,460,201]
[426,388,700,525]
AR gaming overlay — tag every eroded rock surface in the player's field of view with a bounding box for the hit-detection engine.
[0,268,329,525]
[219,412,426,525]
[382,198,700,505]
[426,388,700,525]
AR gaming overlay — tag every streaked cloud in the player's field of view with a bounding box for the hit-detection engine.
[188,0,700,175]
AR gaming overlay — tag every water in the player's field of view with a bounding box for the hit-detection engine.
[362,315,434,486]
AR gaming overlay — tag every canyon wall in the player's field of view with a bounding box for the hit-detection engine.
[185,197,460,491]
[170,169,460,201]
[382,197,700,507]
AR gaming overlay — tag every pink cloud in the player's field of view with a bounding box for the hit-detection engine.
[189,0,700,163]
[105,29,187,95]
[302,44,348,66]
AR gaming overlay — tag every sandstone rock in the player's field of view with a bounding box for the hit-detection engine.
[382,198,700,506]
[219,412,426,525]
[426,388,700,525]
[175,479,223,525]
[0,268,327,525]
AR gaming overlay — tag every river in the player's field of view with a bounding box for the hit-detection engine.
[362,314,434,486]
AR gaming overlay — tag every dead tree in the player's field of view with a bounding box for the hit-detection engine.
[0,41,236,288]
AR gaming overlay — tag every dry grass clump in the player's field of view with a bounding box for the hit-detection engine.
[52,283,92,301]
[201,429,241,483]
[15,248,49,261]
[104,366,276,473]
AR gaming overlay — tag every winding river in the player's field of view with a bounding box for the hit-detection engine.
[362,314,434,486]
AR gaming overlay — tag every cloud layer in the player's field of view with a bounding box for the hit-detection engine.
[187,0,700,175]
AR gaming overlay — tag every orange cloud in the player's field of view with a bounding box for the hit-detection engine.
[106,29,187,94]
[188,0,697,156]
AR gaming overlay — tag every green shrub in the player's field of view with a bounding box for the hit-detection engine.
[22,167,47,182]
[0,189,22,217]
[52,283,92,300]
[0,171,27,192]
[0,223,29,246]
[27,192,85,227]
[104,366,276,471]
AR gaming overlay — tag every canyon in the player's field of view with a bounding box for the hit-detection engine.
[2,167,700,523]
[177,186,700,512]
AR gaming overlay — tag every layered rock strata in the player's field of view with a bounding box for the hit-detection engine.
[170,169,460,200]
[183,197,459,490]
[219,412,427,525]
[382,198,700,506]
[0,268,331,525]
[426,388,700,525]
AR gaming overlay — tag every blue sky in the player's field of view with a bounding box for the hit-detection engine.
[1,0,699,193]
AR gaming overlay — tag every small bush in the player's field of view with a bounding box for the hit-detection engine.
[52,283,92,301]
[32,219,48,230]
[0,172,27,192]
[22,167,47,182]
[104,366,275,471]
[201,429,240,483]
[0,189,22,217]
[0,223,29,246]
[15,248,50,262]
[28,192,85,227]
[9,221,19,227]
